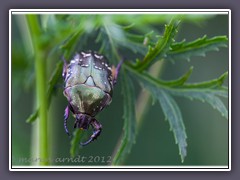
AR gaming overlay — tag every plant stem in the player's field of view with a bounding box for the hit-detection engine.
[135,61,164,127]
[27,15,49,165]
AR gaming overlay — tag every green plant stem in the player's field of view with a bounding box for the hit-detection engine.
[27,15,49,165]
[135,61,164,127]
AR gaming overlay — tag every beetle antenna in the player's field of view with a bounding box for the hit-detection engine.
[112,59,124,85]
[64,105,71,138]
[61,55,67,63]
[62,55,68,80]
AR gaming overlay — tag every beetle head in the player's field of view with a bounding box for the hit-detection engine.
[74,113,102,146]
[74,113,92,130]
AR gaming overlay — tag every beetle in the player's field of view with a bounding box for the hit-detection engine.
[62,51,123,146]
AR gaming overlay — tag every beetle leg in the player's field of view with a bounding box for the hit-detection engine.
[112,59,124,85]
[80,119,102,146]
[101,93,112,107]
[62,56,68,80]
[64,105,71,137]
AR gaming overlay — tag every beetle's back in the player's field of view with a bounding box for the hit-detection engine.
[64,84,112,116]
[65,51,113,94]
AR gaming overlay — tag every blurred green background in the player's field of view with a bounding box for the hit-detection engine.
[12,14,229,166]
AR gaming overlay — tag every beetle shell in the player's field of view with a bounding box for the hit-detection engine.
[63,51,113,117]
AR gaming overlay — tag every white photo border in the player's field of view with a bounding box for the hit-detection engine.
[9,9,231,171]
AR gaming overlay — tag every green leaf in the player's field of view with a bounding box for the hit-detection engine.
[120,29,154,54]
[59,25,84,58]
[109,26,148,55]
[100,23,147,61]
[70,129,84,158]
[135,19,179,71]
[181,72,228,89]
[169,89,228,119]
[126,63,228,161]
[157,90,187,162]
[129,63,228,118]
[167,72,229,119]
[141,66,193,87]
[26,110,38,123]
[111,71,137,165]
[167,35,228,61]
[127,64,228,117]
[135,71,187,162]
[102,23,121,61]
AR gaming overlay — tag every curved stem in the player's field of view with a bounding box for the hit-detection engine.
[27,15,49,165]
[135,61,164,127]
